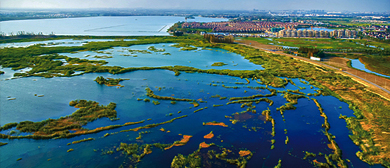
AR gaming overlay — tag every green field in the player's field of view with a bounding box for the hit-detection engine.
[245,37,390,50]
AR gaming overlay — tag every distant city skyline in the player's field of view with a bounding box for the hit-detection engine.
[1,0,390,12]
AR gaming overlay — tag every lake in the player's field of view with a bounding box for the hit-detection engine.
[0,16,227,36]
[58,43,264,70]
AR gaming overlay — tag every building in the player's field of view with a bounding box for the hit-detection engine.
[277,28,359,39]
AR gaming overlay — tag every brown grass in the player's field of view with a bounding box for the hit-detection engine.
[204,122,228,127]
[199,142,211,148]
[239,150,251,157]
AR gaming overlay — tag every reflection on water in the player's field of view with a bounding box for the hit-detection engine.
[0,16,228,36]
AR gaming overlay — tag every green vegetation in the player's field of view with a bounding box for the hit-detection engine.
[359,57,390,76]
[204,34,234,43]
[168,22,213,34]
[94,76,129,86]
[276,92,307,114]
[229,89,277,101]
[0,123,18,131]
[193,107,207,113]
[211,62,227,66]
[117,143,167,164]
[0,100,145,140]
[274,159,282,168]
[92,55,112,59]
[247,37,390,51]
[67,148,74,152]
[120,115,187,132]
[145,87,195,102]
[0,142,8,146]
[15,99,115,133]
[148,46,165,52]
[69,137,95,145]
[180,46,198,51]
[171,149,201,168]
[303,151,316,159]
[311,98,348,167]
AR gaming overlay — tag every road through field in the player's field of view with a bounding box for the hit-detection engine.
[238,40,390,100]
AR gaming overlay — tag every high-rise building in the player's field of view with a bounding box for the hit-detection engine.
[338,29,345,38]
[319,30,325,38]
[291,30,297,37]
[345,29,351,38]
[297,30,303,37]
[302,29,308,37]
[286,30,291,37]
[314,30,320,38]
[330,30,337,37]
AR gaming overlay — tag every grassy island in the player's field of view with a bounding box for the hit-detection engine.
[117,142,170,165]
[0,100,125,139]
[211,62,227,66]
[94,76,129,86]
[145,87,195,102]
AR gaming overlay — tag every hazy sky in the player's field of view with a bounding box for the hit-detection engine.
[1,0,389,12]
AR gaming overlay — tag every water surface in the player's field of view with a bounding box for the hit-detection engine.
[351,59,390,78]
[0,16,227,36]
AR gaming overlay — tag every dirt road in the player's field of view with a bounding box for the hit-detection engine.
[238,40,390,100]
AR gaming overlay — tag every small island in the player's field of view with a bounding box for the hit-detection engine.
[211,62,227,66]
[94,76,129,86]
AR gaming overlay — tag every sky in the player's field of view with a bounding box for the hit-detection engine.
[1,0,389,12]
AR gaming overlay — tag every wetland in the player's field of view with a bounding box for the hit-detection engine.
[0,35,389,168]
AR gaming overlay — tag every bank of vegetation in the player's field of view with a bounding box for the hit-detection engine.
[94,76,129,86]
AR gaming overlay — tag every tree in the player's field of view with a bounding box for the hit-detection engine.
[173,31,183,36]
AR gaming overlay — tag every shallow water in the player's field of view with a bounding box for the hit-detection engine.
[0,39,133,48]
[0,69,377,168]
[0,16,227,36]
[59,43,265,70]
[350,59,390,78]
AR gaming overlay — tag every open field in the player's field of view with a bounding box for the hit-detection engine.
[239,39,390,98]
[245,37,390,50]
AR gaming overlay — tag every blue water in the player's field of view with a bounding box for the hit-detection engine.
[59,43,264,70]
[0,39,135,48]
[0,16,227,36]
[0,69,376,168]
[351,59,390,78]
